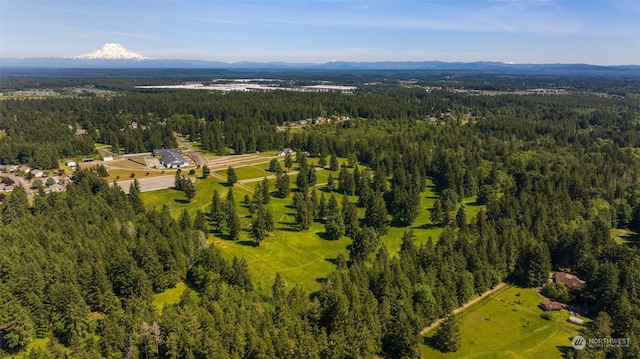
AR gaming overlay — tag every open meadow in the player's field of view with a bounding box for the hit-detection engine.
[421,286,584,359]
[141,154,482,294]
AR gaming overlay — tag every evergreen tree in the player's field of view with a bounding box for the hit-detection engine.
[324,211,345,240]
[251,205,273,245]
[174,170,184,190]
[284,152,293,170]
[296,198,313,230]
[3,303,35,350]
[433,313,461,353]
[128,179,145,214]
[327,194,339,216]
[269,158,282,173]
[227,166,238,185]
[338,164,355,195]
[194,209,207,234]
[276,172,291,198]
[365,191,388,235]
[227,200,241,240]
[261,177,270,204]
[326,173,335,192]
[526,242,551,287]
[308,166,317,187]
[350,226,378,263]
[456,205,468,231]
[343,202,360,238]
[202,164,210,179]
[183,178,196,202]
[318,154,327,168]
[318,193,327,220]
[329,153,339,171]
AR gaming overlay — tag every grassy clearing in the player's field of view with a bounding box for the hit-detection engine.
[421,286,583,358]
[152,281,187,314]
[140,159,484,294]
[612,228,640,248]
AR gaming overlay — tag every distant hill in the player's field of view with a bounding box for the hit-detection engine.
[1,57,638,78]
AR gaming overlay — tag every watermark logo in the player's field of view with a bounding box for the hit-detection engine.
[572,336,586,350]
[572,336,630,350]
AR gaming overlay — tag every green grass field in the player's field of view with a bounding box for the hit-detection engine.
[140,157,482,294]
[421,286,584,359]
[152,281,188,314]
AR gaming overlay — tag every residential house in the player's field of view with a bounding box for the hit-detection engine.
[276,148,294,156]
[554,272,586,291]
[539,301,563,311]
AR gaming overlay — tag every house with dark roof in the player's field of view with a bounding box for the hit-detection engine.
[539,301,564,311]
[153,148,188,168]
[554,272,586,291]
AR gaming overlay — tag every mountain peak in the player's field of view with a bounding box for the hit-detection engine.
[73,43,149,60]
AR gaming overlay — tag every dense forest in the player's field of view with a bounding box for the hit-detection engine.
[0,73,639,358]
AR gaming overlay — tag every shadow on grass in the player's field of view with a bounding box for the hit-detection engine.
[422,336,442,352]
[315,231,333,241]
[324,257,338,265]
[278,227,303,233]
[413,222,439,230]
[236,240,258,247]
[174,198,190,204]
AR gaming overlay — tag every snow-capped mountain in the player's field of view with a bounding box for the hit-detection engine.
[73,43,149,60]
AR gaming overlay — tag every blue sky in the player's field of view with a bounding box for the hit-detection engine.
[1,0,639,65]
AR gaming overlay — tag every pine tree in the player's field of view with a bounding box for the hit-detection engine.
[128,179,145,214]
[227,201,240,240]
[343,202,359,238]
[338,164,355,195]
[326,173,335,192]
[276,172,290,198]
[318,193,327,220]
[433,313,461,353]
[296,198,313,230]
[329,153,339,171]
[260,177,270,204]
[269,158,282,173]
[202,164,210,179]
[227,166,238,185]
[174,170,184,190]
[308,166,317,187]
[350,226,378,263]
[179,209,192,231]
[324,211,345,240]
[327,194,339,216]
[365,191,388,235]
[318,154,327,168]
[183,178,196,202]
[251,205,273,245]
[284,152,293,170]
[456,205,468,231]
[194,209,207,234]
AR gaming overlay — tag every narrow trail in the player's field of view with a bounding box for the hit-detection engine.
[420,282,507,335]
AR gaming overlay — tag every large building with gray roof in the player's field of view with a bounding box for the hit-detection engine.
[153,148,188,168]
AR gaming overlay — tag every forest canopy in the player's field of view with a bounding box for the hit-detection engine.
[0,73,639,358]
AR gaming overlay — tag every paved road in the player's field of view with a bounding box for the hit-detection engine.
[174,132,205,167]
[0,173,34,199]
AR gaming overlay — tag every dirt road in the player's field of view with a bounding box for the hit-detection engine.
[420,282,507,335]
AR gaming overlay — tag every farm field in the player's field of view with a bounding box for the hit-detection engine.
[421,285,584,358]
